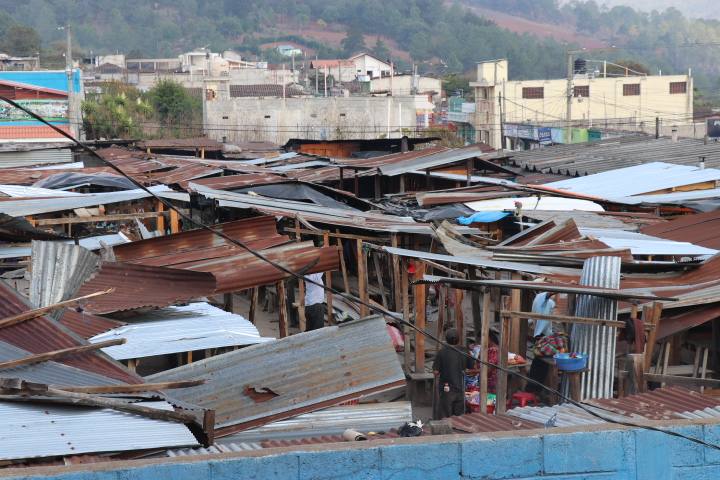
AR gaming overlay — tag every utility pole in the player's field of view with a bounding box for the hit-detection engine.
[566,48,615,145]
[499,92,504,150]
[315,54,318,95]
[58,25,79,139]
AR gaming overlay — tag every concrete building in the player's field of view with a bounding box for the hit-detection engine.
[202,81,434,144]
[311,53,394,85]
[471,59,693,148]
[350,53,393,79]
[368,74,441,98]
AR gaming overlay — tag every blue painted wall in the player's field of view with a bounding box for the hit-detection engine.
[0,70,82,93]
[8,421,720,480]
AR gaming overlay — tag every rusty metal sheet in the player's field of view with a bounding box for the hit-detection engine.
[0,167,117,186]
[0,279,143,385]
[137,138,223,149]
[655,304,720,339]
[446,412,543,433]
[148,164,220,185]
[180,173,287,192]
[641,210,720,250]
[585,386,720,420]
[58,308,127,340]
[76,263,217,314]
[147,315,405,435]
[181,242,339,294]
[113,217,288,263]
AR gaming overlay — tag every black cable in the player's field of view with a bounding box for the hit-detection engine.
[5,94,720,450]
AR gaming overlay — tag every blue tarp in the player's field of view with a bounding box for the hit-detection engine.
[457,211,510,225]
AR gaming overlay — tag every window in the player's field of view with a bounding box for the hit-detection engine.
[574,85,590,97]
[623,84,641,96]
[522,87,544,99]
[670,82,687,94]
[264,115,271,119]
[222,116,228,120]
[340,113,346,117]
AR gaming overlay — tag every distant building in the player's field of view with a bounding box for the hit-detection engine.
[349,53,392,79]
[471,59,694,149]
[276,45,302,57]
[310,53,395,86]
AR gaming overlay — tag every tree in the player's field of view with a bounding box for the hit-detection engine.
[81,82,149,140]
[4,25,40,55]
[606,60,651,76]
[0,10,17,40]
[146,79,201,127]
[370,35,390,61]
[421,126,464,148]
[340,19,366,57]
[128,49,144,59]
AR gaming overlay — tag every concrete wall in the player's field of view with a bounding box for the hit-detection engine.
[98,69,298,89]
[9,418,720,480]
[203,94,435,144]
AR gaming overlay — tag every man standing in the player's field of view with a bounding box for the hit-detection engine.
[433,328,475,418]
[525,292,559,396]
[304,273,325,332]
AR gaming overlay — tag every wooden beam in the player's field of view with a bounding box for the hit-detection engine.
[358,240,370,317]
[170,208,180,234]
[324,231,334,326]
[414,261,427,372]
[391,234,402,312]
[455,289,465,347]
[510,272,522,355]
[642,373,720,388]
[0,338,126,371]
[466,158,473,186]
[497,296,511,414]
[156,200,165,233]
[500,311,655,330]
[0,289,115,331]
[249,287,259,324]
[57,379,207,394]
[627,353,646,395]
[415,259,467,279]
[468,267,482,343]
[478,289,491,413]
[35,211,173,225]
[277,280,288,338]
[290,229,390,243]
[402,258,411,373]
[336,229,350,294]
[644,302,663,373]
[373,251,388,309]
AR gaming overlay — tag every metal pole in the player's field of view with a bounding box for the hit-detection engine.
[315,54,318,95]
[566,52,572,145]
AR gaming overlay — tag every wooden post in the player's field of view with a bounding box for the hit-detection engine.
[468,267,481,343]
[478,289,491,414]
[437,285,445,346]
[497,296,511,414]
[354,168,359,196]
[400,173,406,193]
[627,353,646,395]
[414,261,427,372]
[374,175,382,200]
[358,240,370,318]
[455,289,465,346]
[170,208,180,233]
[425,168,431,190]
[295,219,306,331]
[156,200,165,234]
[466,158,473,186]
[222,292,234,313]
[277,281,288,338]
[324,231,333,326]
[391,235,402,312]
[337,230,350,294]
[339,167,345,191]
[402,259,412,372]
[510,273,522,355]
[249,287,259,324]
[372,251,388,309]
[643,302,663,373]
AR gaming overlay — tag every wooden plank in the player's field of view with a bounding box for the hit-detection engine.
[373,251,388,309]
[35,211,172,225]
[510,273,522,355]
[468,267,481,342]
[497,296,511,414]
[277,280,288,338]
[170,208,180,234]
[627,353,646,395]
[295,218,306,332]
[455,289,465,347]
[156,200,165,233]
[0,339,126,371]
[324,231,334,326]
[58,379,207,394]
[0,289,115,330]
[249,287,259,324]
[415,259,467,278]
[414,262,427,373]
[643,373,720,388]
[391,234,402,312]
[402,258,412,373]
[644,302,663,373]
[293,228,389,243]
[358,240,370,318]
[500,310,655,330]
[478,289,491,413]
[337,229,350,294]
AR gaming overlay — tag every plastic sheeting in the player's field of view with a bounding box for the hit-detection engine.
[457,211,510,225]
[234,183,358,211]
[374,198,475,223]
[33,172,138,190]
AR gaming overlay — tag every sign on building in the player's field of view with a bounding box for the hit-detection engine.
[538,127,552,145]
[708,117,720,138]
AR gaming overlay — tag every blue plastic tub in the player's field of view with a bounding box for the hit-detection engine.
[554,353,588,370]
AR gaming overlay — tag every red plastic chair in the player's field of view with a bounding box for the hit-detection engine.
[509,392,539,408]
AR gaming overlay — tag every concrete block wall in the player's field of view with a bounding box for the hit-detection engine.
[7,419,720,480]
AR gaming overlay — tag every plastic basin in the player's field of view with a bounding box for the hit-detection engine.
[554,353,588,370]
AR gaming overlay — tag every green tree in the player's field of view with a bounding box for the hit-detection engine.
[146,79,201,130]
[81,82,149,139]
[340,19,366,57]
[421,126,464,148]
[0,10,17,40]
[128,49,144,59]
[4,25,40,55]
[370,35,390,61]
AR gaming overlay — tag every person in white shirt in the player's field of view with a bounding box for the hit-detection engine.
[525,292,557,396]
[304,273,325,331]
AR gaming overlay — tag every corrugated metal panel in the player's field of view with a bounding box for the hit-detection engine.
[137,138,224,149]
[0,339,125,386]
[0,234,129,259]
[149,165,221,185]
[181,173,287,192]
[0,167,115,186]
[641,211,720,250]
[446,411,543,433]
[542,162,720,198]
[112,217,286,263]
[0,279,143,385]
[222,402,412,444]
[567,256,621,400]
[165,443,263,456]
[577,228,718,256]
[0,213,69,241]
[0,185,85,197]
[30,241,99,321]
[76,262,217,315]
[519,211,633,230]
[0,401,198,461]
[507,403,617,427]
[0,185,176,217]
[606,188,720,205]
[147,315,406,436]
[585,386,720,420]
[378,144,494,177]
[89,302,272,360]
[59,308,126,340]
[0,125,72,142]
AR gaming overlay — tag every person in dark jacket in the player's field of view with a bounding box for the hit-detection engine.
[432,328,475,418]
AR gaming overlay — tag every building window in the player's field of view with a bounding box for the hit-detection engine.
[264,115,271,119]
[522,87,544,99]
[340,113,346,116]
[222,116,228,120]
[670,82,687,94]
[623,84,641,96]
[574,85,590,97]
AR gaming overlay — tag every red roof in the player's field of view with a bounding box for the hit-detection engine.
[0,78,67,97]
[0,125,71,139]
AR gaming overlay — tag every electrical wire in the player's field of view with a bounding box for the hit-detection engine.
[5,94,720,450]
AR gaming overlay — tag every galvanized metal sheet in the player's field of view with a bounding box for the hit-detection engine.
[0,401,198,461]
[147,315,405,435]
[89,302,272,360]
[0,234,130,260]
[378,145,493,177]
[30,241,99,321]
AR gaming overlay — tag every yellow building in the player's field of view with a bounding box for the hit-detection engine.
[471,59,693,149]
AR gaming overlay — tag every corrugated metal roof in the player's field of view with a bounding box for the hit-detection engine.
[76,262,217,315]
[518,211,637,230]
[180,173,287,192]
[0,167,116,186]
[507,403,619,427]
[137,138,223,149]
[378,144,496,177]
[585,386,720,421]
[112,217,287,263]
[149,165,221,185]
[59,308,126,340]
[0,185,177,217]
[605,187,720,205]
[0,213,69,241]
[147,315,406,436]
[0,279,143,385]
[29,241,99,321]
[577,228,718,256]
[0,234,129,259]
[445,411,543,433]
[165,443,263,456]
[223,402,412,444]
[0,185,86,197]
[641,211,720,250]
[541,162,720,198]
[89,302,272,360]
[465,196,603,213]
[229,84,305,98]
[0,401,198,461]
